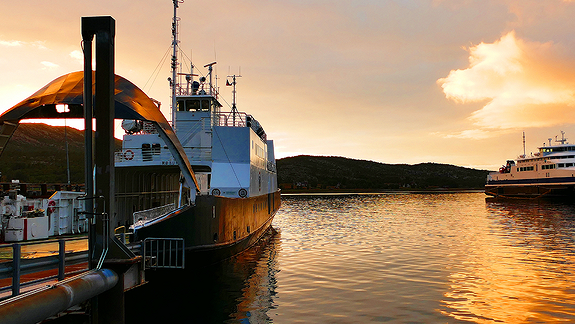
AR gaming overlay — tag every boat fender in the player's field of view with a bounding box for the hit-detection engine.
[124,149,135,160]
[212,188,221,196]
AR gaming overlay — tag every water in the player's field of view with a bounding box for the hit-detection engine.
[126,192,575,323]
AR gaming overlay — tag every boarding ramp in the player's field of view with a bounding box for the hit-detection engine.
[132,203,176,228]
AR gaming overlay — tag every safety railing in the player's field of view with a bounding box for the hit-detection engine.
[0,237,89,299]
[132,203,176,228]
[216,111,248,127]
[142,238,185,269]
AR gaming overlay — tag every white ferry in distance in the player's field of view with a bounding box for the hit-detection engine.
[485,131,575,198]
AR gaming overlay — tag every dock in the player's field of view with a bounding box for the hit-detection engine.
[0,16,186,323]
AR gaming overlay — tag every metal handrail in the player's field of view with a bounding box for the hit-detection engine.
[0,239,89,298]
[142,237,185,269]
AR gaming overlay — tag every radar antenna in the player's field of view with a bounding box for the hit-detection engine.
[555,130,568,145]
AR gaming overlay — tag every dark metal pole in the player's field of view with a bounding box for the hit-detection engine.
[82,27,95,269]
[82,16,126,324]
[93,17,116,238]
[58,240,65,281]
[11,243,20,297]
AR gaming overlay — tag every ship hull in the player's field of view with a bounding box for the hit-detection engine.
[485,179,575,199]
[134,190,281,265]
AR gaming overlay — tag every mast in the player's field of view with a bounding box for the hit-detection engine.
[227,74,241,125]
[522,131,526,157]
[170,0,180,130]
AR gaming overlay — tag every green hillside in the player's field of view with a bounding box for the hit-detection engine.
[277,155,490,190]
[0,124,490,190]
[0,123,121,183]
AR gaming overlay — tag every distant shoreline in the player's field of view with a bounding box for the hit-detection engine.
[280,188,485,194]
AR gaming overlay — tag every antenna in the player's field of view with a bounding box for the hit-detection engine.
[555,130,567,144]
[226,72,242,125]
[170,0,182,130]
[204,61,217,96]
[523,131,526,158]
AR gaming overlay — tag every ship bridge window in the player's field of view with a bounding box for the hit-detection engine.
[518,166,534,171]
[201,100,211,112]
[186,100,200,111]
[177,100,186,111]
[181,99,211,112]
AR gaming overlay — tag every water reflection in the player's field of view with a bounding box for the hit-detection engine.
[442,198,575,323]
[125,228,281,323]
[126,193,575,323]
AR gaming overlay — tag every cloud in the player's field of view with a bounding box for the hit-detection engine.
[438,31,575,130]
[40,61,59,70]
[0,39,23,47]
[433,129,509,140]
[69,50,83,64]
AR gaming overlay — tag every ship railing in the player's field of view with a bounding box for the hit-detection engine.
[216,111,249,127]
[142,238,185,269]
[0,237,89,299]
[132,203,176,228]
[184,147,212,162]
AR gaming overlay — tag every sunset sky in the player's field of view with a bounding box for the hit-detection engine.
[2,0,575,170]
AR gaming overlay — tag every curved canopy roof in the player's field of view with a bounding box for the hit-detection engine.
[0,71,199,192]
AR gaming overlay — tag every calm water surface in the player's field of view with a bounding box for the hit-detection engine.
[126,192,575,323]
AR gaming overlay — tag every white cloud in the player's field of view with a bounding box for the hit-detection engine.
[69,50,83,65]
[438,31,575,130]
[0,39,23,47]
[41,61,59,70]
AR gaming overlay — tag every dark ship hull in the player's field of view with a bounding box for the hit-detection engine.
[134,190,281,265]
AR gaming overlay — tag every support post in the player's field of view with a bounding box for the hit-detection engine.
[11,244,20,297]
[58,240,65,281]
[82,23,95,270]
[82,16,126,324]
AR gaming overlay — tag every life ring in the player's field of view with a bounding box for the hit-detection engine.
[238,188,248,198]
[124,149,135,160]
[47,200,56,214]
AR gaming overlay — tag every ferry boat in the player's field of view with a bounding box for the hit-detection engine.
[0,1,280,262]
[485,131,575,198]
[115,0,280,263]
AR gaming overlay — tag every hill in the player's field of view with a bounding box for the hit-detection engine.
[0,124,489,189]
[0,123,121,183]
[277,155,490,190]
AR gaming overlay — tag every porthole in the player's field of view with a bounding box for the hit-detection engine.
[212,188,221,196]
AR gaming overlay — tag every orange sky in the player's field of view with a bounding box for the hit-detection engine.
[2,0,575,170]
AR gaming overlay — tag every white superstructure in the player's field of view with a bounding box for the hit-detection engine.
[486,131,575,198]
[115,69,277,199]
